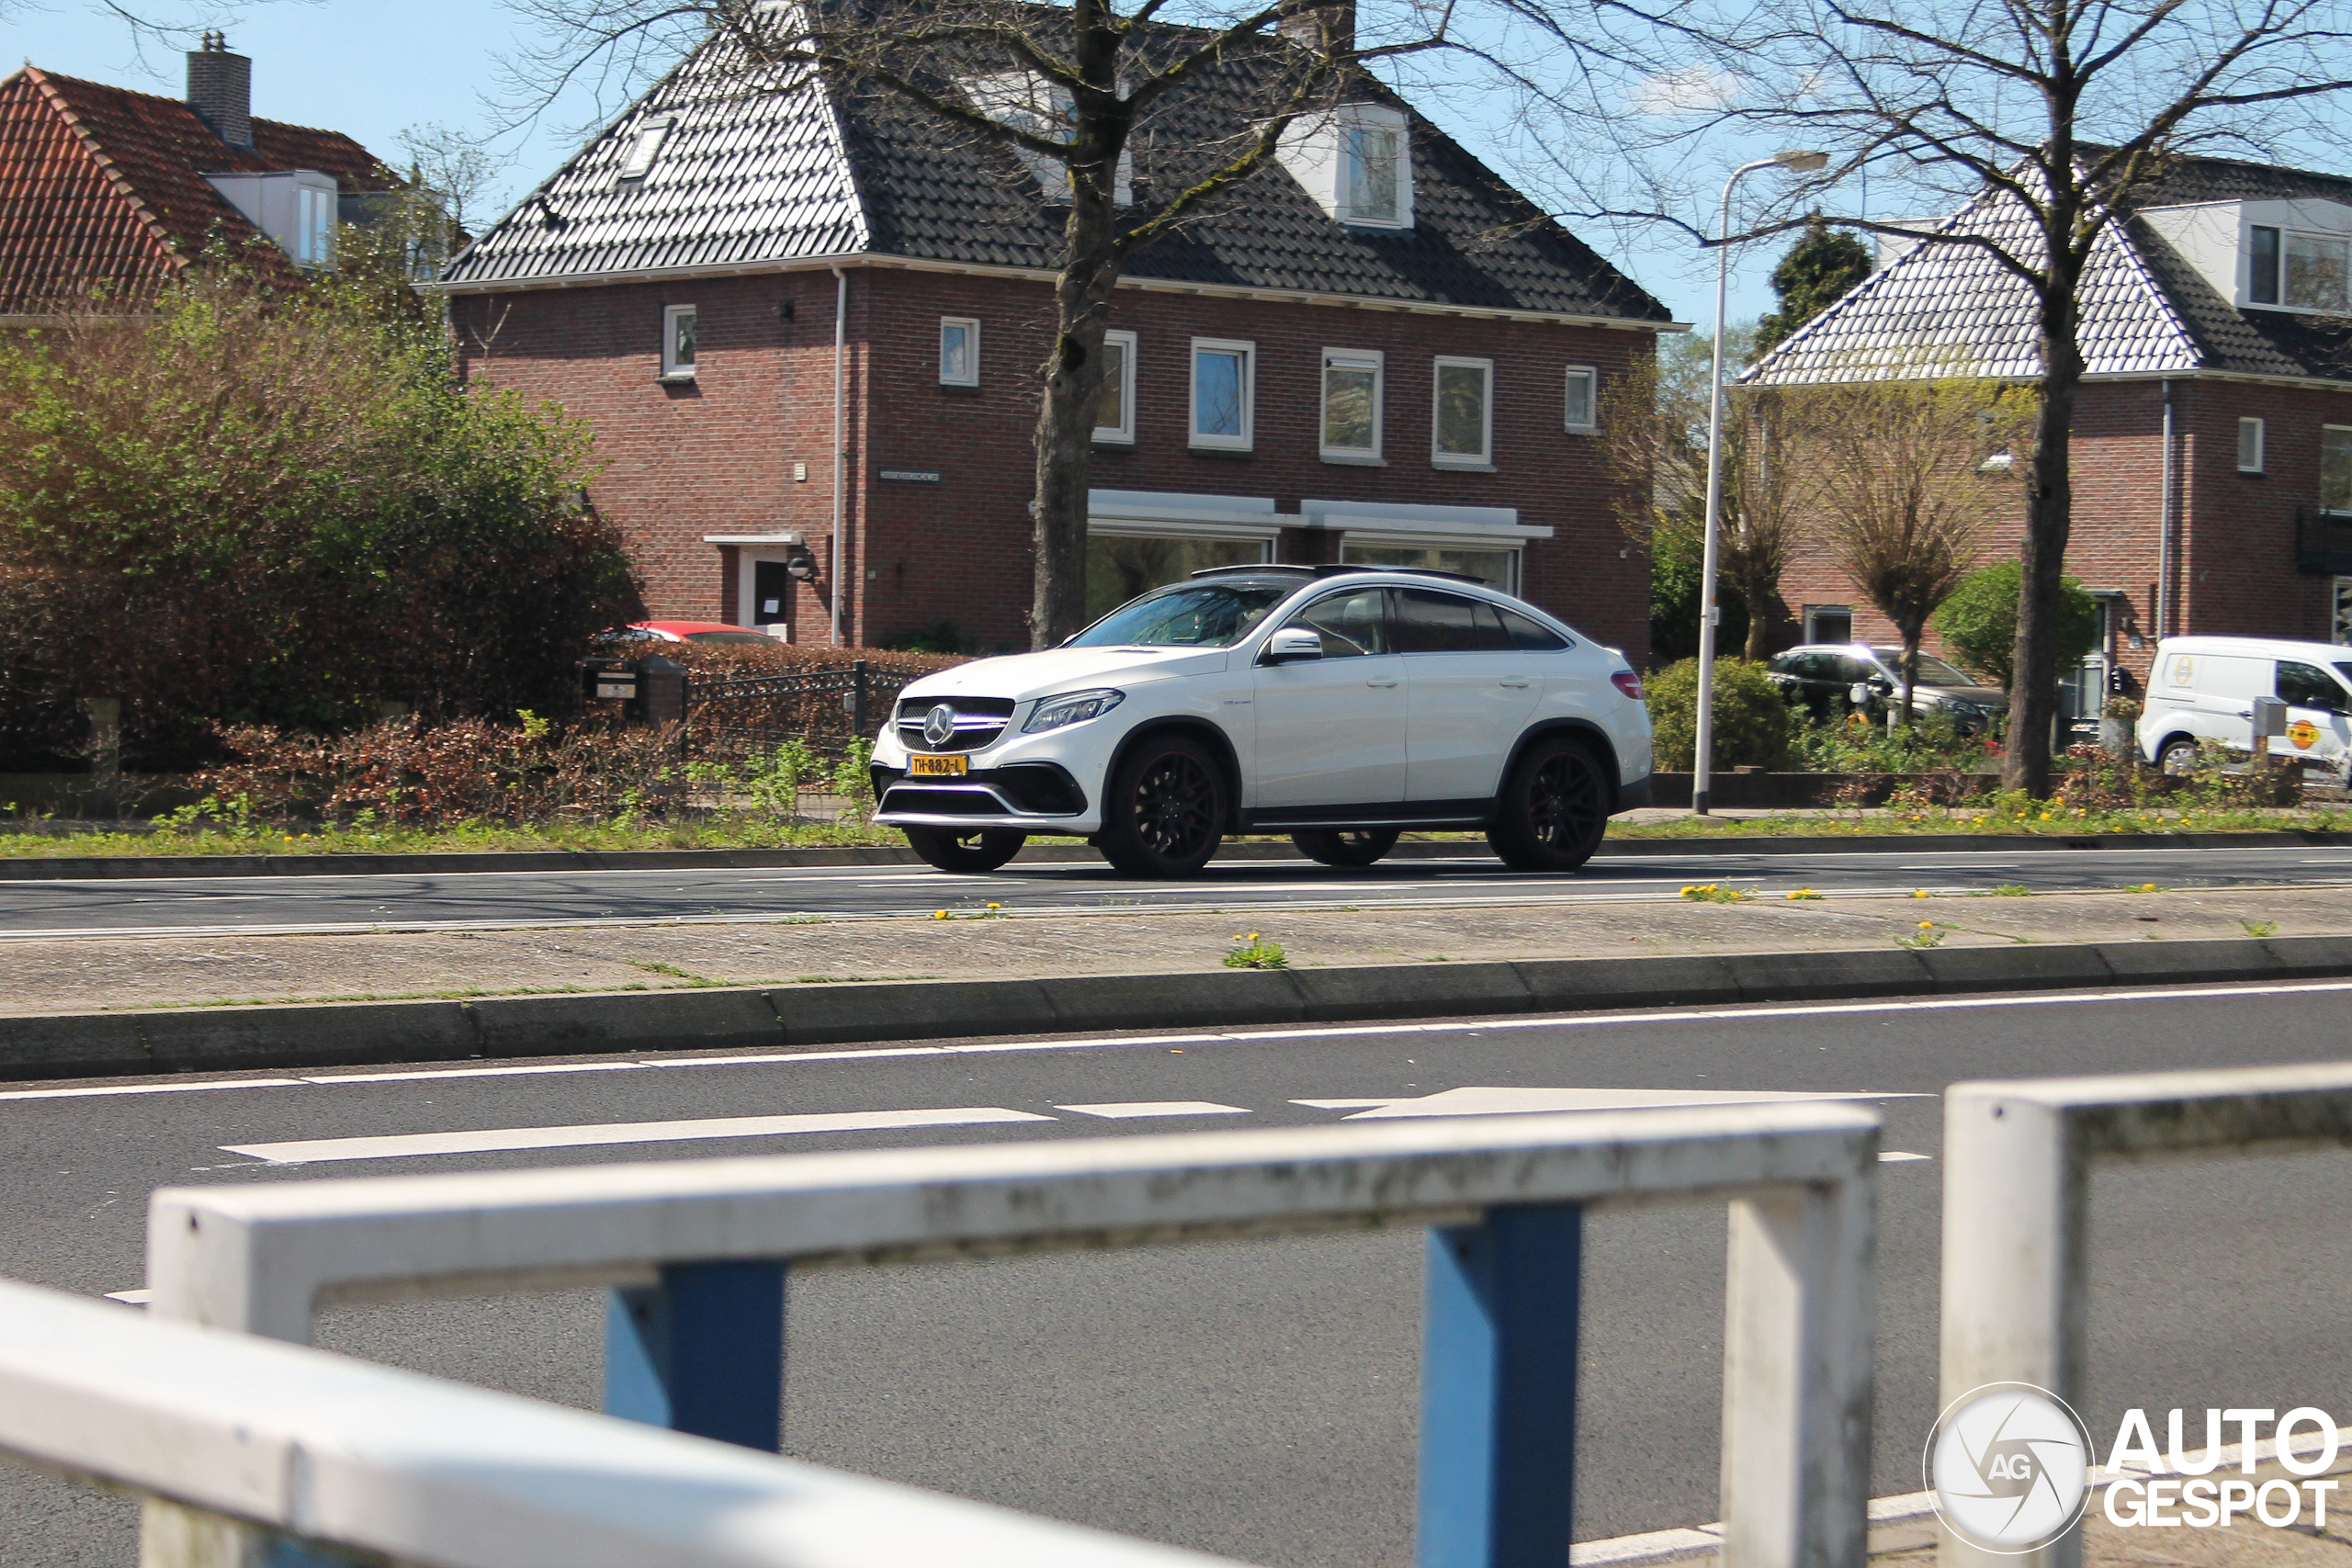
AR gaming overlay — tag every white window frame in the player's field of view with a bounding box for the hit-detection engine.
[1094,329,1137,444]
[2239,417,2267,474]
[661,304,697,381]
[1804,604,1854,644]
[2282,229,2352,313]
[1344,121,1404,226]
[1431,355,1494,468]
[1563,366,1598,434]
[1189,338,1256,451]
[1318,348,1385,463]
[939,317,980,387]
[616,115,674,184]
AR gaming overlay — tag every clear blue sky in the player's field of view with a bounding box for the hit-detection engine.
[6,0,1785,330]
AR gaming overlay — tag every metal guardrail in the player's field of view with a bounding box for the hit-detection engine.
[1940,1061,2352,1568]
[149,1106,1883,1568]
[0,1275,1242,1568]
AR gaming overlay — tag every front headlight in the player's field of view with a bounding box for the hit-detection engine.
[1022,687,1125,733]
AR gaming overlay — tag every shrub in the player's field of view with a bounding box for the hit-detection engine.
[186,716,690,825]
[1930,561,2100,691]
[0,273,640,769]
[1645,658,1793,771]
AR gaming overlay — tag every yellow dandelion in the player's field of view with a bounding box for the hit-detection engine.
[933,909,950,919]
[1919,919,1935,929]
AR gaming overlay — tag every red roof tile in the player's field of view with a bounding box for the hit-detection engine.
[0,65,393,313]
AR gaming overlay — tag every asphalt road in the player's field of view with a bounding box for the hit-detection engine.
[2,979,2349,1566]
[7,841,2352,939]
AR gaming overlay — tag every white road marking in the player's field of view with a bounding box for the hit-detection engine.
[222,1105,1057,1165]
[0,1077,308,1101]
[1295,1086,1905,1120]
[1054,1101,1250,1119]
[1879,1151,1932,1162]
[10,977,2352,1106]
[102,1289,151,1306]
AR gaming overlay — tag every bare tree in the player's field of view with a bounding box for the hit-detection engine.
[1644,0,2352,793]
[494,0,1481,646]
[396,122,514,239]
[1795,374,2034,723]
[1598,325,1804,661]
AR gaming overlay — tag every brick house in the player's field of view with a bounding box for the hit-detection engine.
[1750,154,2352,723]
[0,39,395,314]
[435,23,1675,658]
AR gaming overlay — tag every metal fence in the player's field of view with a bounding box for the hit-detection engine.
[148,1104,1883,1568]
[1939,1061,2352,1568]
[684,660,928,765]
[0,1275,1240,1568]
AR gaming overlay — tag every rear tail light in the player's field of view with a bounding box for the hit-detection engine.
[1611,671,1644,701]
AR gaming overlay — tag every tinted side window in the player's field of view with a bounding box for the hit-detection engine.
[1395,588,1485,653]
[1837,656,1881,684]
[1498,608,1569,651]
[2278,660,2343,709]
[1286,587,1389,658]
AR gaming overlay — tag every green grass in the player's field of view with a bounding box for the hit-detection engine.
[4,797,2349,862]
[1607,805,2352,840]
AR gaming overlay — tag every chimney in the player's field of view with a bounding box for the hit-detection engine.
[187,32,252,149]
[1278,0,1356,53]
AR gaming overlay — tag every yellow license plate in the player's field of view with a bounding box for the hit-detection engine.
[908,753,968,777]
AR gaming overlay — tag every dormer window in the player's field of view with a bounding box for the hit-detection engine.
[2143,199,2352,316]
[2250,227,2280,304]
[1277,103,1413,229]
[962,73,1132,205]
[1346,123,1401,224]
[2285,231,2350,312]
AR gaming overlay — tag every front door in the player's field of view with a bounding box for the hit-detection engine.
[752,560,793,633]
[1250,586,1408,809]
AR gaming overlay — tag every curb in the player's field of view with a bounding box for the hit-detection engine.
[2,829,2347,883]
[6,933,2348,1083]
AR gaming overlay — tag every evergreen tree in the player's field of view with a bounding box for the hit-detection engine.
[1755,217,1872,355]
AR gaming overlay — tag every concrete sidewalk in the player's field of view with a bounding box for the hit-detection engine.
[6,881,2347,1017]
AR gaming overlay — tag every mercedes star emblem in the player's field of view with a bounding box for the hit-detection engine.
[922,704,957,749]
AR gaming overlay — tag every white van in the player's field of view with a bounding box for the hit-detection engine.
[2137,636,2352,779]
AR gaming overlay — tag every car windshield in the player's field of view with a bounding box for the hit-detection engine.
[1069,581,1295,648]
[1872,649,1977,686]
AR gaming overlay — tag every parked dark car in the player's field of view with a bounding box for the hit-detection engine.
[1764,645,2008,733]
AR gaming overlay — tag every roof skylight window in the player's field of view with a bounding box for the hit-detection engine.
[616,115,674,183]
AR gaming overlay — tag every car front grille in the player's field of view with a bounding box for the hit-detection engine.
[894,697,1017,752]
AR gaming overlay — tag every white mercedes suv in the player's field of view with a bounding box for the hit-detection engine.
[869,565,1653,877]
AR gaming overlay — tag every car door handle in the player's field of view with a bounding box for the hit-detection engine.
[1365,677,1400,688]
[1499,677,1531,688]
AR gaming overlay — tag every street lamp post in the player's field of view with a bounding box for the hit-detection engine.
[1692,149,1829,816]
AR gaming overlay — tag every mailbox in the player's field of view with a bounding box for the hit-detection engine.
[2251,694,2290,739]
[582,662,639,704]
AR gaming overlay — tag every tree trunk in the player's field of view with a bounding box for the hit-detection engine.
[2005,245,2085,795]
[1742,586,1771,660]
[1027,247,1120,649]
[1897,624,1921,729]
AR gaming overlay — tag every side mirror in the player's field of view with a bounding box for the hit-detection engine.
[1262,628,1324,665]
[1849,682,1874,706]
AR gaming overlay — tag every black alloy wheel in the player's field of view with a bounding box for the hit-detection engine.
[1293,828,1401,867]
[1487,737,1608,873]
[1101,736,1226,876]
[903,827,1027,874]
